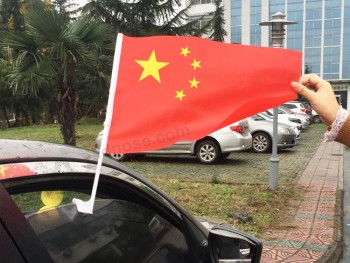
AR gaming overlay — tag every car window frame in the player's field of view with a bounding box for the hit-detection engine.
[0,183,54,263]
[1,158,211,262]
[3,172,196,263]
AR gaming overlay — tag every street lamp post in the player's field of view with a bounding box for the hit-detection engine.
[259,12,297,190]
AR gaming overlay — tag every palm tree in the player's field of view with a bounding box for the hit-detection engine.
[0,9,114,145]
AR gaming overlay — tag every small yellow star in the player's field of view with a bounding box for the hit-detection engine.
[135,50,169,83]
[0,165,8,177]
[175,90,186,101]
[180,47,191,57]
[191,59,201,70]
[189,77,200,88]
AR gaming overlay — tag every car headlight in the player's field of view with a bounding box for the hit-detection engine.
[278,127,290,134]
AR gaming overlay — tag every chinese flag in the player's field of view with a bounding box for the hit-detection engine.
[0,164,36,179]
[104,34,302,154]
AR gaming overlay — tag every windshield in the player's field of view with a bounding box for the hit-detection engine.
[258,112,272,119]
[278,106,294,114]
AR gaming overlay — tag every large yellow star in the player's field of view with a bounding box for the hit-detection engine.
[135,50,169,83]
[175,90,186,101]
[0,165,8,177]
[180,47,191,57]
[191,59,201,70]
[189,77,200,88]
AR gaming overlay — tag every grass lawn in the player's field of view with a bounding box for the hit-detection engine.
[0,121,325,237]
[0,121,103,150]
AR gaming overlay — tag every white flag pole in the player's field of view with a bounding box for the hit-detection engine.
[73,33,124,214]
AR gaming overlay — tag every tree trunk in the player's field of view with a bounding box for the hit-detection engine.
[1,106,10,128]
[57,88,79,146]
[23,110,30,126]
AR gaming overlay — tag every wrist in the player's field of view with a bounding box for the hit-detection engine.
[328,105,341,126]
[323,106,348,142]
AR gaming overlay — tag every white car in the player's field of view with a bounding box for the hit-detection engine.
[265,108,307,130]
[259,111,301,139]
[277,106,310,129]
[283,101,307,114]
[95,120,252,164]
[311,109,321,123]
[282,102,313,123]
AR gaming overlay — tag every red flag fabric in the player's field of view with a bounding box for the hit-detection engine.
[0,164,36,179]
[105,34,302,154]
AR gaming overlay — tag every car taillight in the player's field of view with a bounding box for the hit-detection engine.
[230,125,244,134]
[300,108,305,112]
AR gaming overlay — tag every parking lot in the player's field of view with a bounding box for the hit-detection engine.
[123,124,325,186]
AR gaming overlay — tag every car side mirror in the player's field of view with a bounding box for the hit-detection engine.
[208,225,262,262]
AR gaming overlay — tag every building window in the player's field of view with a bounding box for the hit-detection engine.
[191,0,221,4]
[190,15,212,29]
[231,0,241,44]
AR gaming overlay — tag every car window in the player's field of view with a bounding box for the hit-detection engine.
[251,115,263,121]
[11,191,190,263]
[280,107,294,114]
[283,104,295,109]
[277,108,286,114]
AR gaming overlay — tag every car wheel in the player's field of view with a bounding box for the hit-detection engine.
[196,141,221,164]
[108,153,128,161]
[313,115,321,124]
[252,132,271,153]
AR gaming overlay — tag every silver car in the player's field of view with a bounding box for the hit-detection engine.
[96,120,252,164]
[247,114,297,153]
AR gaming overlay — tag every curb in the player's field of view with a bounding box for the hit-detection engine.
[316,189,343,263]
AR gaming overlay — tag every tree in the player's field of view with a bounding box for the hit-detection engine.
[51,0,78,20]
[0,9,114,145]
[81,0,208,37]
[0,59,15,127]
[1,0,26,31]
[209,0,227,42]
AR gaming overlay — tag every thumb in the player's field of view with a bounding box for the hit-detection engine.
[291,81,315,102]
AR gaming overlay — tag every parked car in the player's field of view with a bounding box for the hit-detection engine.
[300,102,313,115]
[266,108,309,129]
[283,101,306,113]
[311,109,321,123]
[260,111,301,138]
[277,106,311,129]
[247,114,297,153]
[0,139,262,263]
[299,102,321,123]
[282,101,312,121]
[95,120,253,164]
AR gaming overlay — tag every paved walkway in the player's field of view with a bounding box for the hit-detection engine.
[260,141,344,262]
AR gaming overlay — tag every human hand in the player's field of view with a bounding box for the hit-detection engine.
[291,73,340,126]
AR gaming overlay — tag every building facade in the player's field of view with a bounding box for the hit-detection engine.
[186,0,350,110]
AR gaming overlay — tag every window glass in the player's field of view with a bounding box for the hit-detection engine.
[190,15,212,29]
[191,0,220,3]
[231,26,242,44]
[12,191,190,263]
